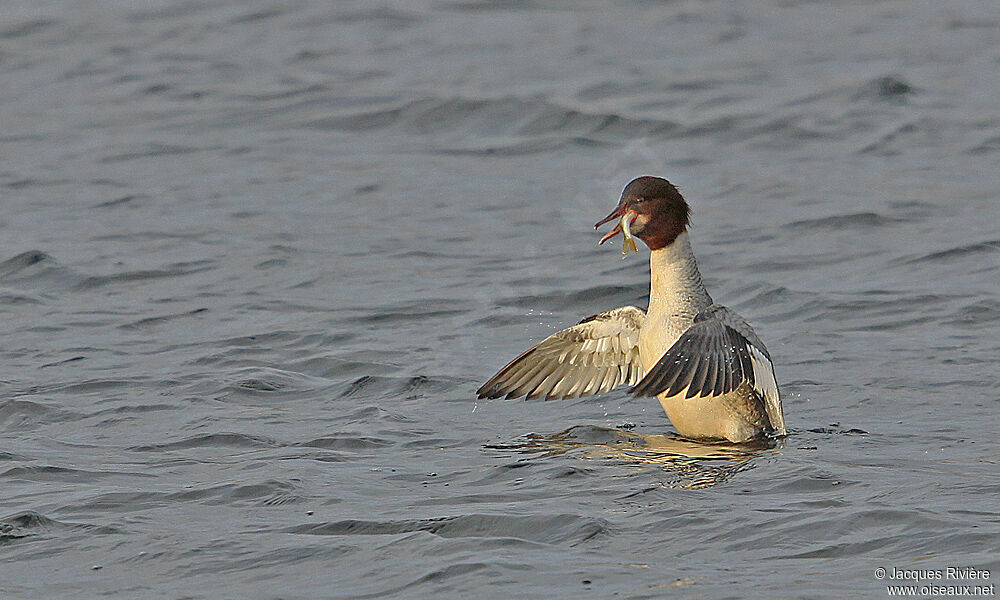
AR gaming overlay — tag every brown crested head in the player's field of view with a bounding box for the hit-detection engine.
[594,176,691,251]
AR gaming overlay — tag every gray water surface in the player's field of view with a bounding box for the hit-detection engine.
[2,1,999,598]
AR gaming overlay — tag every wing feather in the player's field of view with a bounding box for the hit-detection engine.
[510,361,555,399]
[478,306,645,401]
[630,304,785,435]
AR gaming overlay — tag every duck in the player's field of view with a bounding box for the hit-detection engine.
[477,176,785,443]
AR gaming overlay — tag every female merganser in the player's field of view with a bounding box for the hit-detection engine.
[478,176,785,443]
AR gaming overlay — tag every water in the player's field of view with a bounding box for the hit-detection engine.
[2,1,999,598]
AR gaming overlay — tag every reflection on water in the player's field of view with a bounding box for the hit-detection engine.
[487,425,782,489]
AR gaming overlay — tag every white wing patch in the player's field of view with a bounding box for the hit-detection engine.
[749,344,784,435]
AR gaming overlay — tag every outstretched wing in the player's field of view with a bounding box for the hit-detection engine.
[630,305,784,434]
[477,306,645,401]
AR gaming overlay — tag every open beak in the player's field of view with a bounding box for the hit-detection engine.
[594,204,636,245]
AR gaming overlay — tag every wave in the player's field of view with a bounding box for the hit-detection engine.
[285,512,610,546]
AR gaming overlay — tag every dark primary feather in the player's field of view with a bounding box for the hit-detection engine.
[630,305,769,400]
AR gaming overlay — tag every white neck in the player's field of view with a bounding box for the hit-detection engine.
[646,231,713,323]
